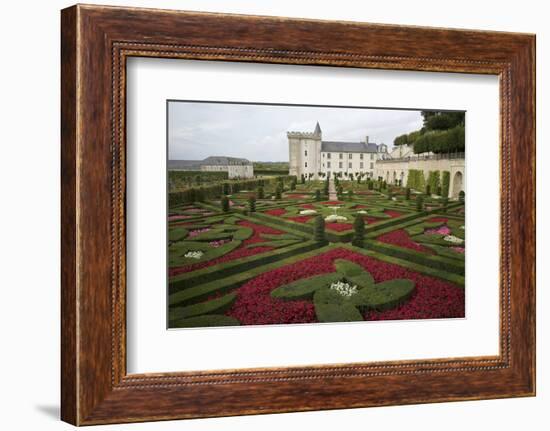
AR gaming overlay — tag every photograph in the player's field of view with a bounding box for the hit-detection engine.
[167,101,466,328]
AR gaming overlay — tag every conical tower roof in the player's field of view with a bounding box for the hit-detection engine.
[313,121,322,135]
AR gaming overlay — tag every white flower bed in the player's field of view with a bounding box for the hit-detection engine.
[460,225,465,230]
[325,214,348,222]
[357,210,368,215]
[184,250,204,259]
[299,209,317,215]
[330,281,358,297]
[443,235,464,244]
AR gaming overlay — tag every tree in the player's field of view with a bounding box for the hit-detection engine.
[352,216,365,247]
[441,171,451,198]
[222,182,230,195]
[275,184,282,200]
[248,195,256,212]
[459,190,465,203]
[257,186,264,199]
[221,196,230,213]
[405,187,411,200]
[313,215,326,243]
[290,178,296,191]
[416,195,424,212]
[425,184,431,196]
[315,189,321,201]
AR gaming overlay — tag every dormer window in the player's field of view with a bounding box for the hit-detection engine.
[305,150,308,156]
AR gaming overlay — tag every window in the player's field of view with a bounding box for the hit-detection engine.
[348,162,352,168]
[339,162,343,168]
[305,162,308,168]
[322,153,325,157]
[370,154,374,160]
[305,150,308,156]
[322,163,325,168]
[327,161,331,168]
[349,153,353,159]
[370,162,374,169]
[327,153,331,159]
[360,162,364,169]
[360,154,364,160]
[339,153,343,159]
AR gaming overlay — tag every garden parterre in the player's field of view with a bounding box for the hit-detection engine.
[168,178,465,328]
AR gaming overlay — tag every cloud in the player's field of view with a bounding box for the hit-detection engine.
[168,101,427,161]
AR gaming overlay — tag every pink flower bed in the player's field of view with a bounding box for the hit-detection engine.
[377,229,434,254]
[451,246,465,254]
[325,222,354,232]
[286,215,314,224]
[425,225,451,235]
[320,200,344,205]
[168,215,193,221]
[264,208,287,216]
[352,204,368,209]
[169,221,284,277]
[226,248,464,325]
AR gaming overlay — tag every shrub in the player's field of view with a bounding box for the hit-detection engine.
[221,196,230,212]
[368,181,374,190]
[416,195,424,212]
[301,174,305,184]
[257,186,264,199]
[313,215,326,243]
[442,171,450,197]
[195,188,205,202]
[425,184,431,196]
[348,189,354,200]
[337,185,343,196]
[442,197,449,213]
[405,187,411,200]
[437,186,442,196]
[275,185,282,200]
[315,189,321,201]
[459,190,465,203]
[290,179,296,191]
[387,191,393,200]
[248,195,256,212]
[352,215,365,247]
[222,182,230,195]
[427,170,441,193]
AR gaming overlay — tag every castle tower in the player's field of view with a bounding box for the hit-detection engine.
[287,122,322,179]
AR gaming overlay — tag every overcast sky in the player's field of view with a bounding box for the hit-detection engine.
[168,101,424,162]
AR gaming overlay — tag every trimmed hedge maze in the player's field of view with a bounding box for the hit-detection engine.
[168,180,465,328]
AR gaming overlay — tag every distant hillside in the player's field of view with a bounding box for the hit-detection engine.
[253,161,289,174]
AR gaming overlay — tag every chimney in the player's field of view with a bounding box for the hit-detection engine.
[365,135,369,144]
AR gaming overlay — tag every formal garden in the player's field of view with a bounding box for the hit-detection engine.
[168,173,465,328]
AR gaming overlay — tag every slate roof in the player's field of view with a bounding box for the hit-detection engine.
[168,156,252,169]
[321,141,380,153]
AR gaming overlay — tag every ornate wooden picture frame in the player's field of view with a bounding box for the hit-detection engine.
[61,4,535,425]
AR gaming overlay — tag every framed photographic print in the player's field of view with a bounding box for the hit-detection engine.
[61,4,536,425]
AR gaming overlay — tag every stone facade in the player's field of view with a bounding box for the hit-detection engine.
[288,122,388,179]
[375,144,465,199]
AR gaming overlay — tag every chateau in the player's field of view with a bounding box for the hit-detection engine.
[288,122,465,199]
[287,122,388,180]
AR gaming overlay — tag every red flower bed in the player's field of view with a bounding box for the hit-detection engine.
[264,208,287,216]
[320,200,344,205]
[325,222,354,232]
[365,216,382,225]
[285,194,309,199]
[169,221,283,277]
[384,210,404,218]
[168,215,193,221]
[300,203,316,209]
[427,217,449,223]
[286,215,314,224]
[226,248,464,325]
[377,229,434,254]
